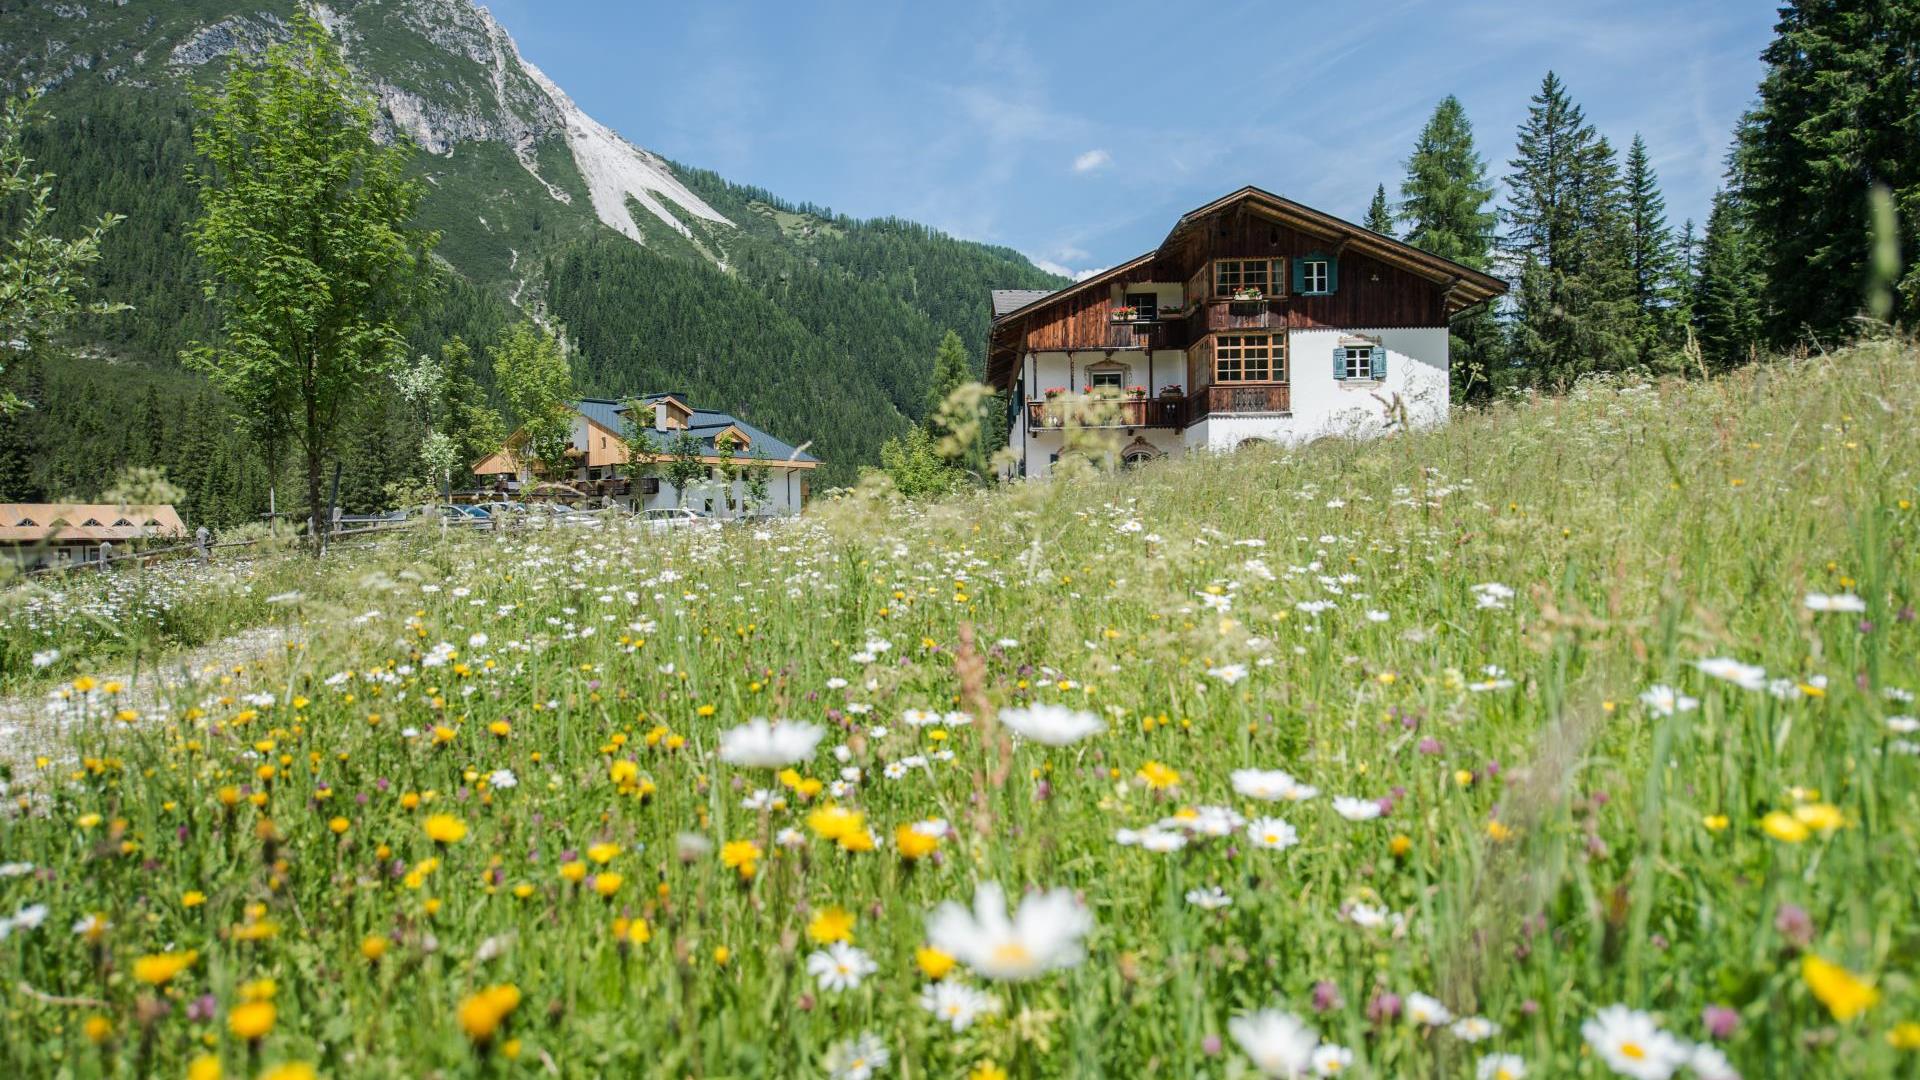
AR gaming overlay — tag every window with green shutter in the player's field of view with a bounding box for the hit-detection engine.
[1297,252,1336,296]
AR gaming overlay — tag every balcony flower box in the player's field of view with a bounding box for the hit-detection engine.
[1125,386,1148,399]
[1110,306,1137,322]
[1230,287,1264,302]
[1042,387,1066,399]
[1159,384,1183,399]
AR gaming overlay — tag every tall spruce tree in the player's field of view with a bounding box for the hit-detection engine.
[1400,95,1499,400]
[1694,188,1766,370]
[1364,184,1395,235]
[1504,73,1638,388]
[924,329,972,420]
[1740,0,1919,342]
[1623,135,1685,369]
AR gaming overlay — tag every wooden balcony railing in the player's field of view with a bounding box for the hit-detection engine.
[1027,396,1186,430]
[1190,383,1291,420]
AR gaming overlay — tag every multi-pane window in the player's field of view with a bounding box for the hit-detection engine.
[1214,259,1280,298]
[1215,334,1283,382]
[1123,292,1158,321]
[1088,369,1124,389]
[1301,259,1330,294]
[1342,345,1372,379]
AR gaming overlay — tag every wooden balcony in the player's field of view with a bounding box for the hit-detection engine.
[1027,396,1186,431]
[1190,383,1290,420]
[1100,319,1181,350]
[1197,297,1284,333]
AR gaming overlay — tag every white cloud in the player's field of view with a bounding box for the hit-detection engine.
[1027,256,1108,282]
[1072,148,1112,173]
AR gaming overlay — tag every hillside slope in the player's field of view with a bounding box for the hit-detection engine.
[0,0,1063,507]
[1,340,1914,1076]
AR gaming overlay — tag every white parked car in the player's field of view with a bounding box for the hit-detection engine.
[640,507,714,532]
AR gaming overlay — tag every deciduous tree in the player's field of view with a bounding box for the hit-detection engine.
[184,16,434,547]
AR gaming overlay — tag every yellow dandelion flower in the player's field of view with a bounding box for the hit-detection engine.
[457,983,522,1044]
[916,946,956,981]
[1802,954,1879,1022]
[807,906,855,944]
[423,814,468,844]
[1761,811,1810,843]
[227,1000,276,1041]
[132,949,198,986]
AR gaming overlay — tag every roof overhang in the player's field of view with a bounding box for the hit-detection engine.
[987,185,1507,388]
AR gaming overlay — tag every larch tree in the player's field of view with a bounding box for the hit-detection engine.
[1740,0,1919,342]
[185,16,434,547]
[1399,95,1499,400]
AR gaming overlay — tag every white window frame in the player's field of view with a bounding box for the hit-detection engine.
[1341,345,1372,380]
[1302,260,1330,294]
[1088,369,1125,390]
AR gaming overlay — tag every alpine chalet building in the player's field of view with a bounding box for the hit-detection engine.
[989,186,1505,476]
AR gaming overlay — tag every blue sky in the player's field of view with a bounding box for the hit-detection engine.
[484,0,1777,279]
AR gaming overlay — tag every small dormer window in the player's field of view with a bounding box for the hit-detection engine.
[81,518,103,527]
[112,518,133,527]
[16,517,35,527]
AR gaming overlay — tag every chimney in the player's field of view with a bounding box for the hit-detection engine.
[654,400,668,432]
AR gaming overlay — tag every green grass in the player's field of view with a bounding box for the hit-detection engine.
[0,341,1915,1078]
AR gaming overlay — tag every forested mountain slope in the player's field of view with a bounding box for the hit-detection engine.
[0,0,1062,519]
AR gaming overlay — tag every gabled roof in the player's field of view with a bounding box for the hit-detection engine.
[986,186,1508,370]
[576,398,820,463]
[992,289,1054,317]
[0,503,187,544]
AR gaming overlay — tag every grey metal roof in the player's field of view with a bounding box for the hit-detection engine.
[991,289,1055,318]
[573,397,818,464]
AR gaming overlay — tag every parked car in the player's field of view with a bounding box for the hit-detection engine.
[640,507,714,533]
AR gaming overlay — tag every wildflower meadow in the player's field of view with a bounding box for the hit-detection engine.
[1,341,1916,1079]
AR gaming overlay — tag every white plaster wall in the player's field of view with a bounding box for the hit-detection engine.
[1183,327,1448,451]
[1027,349,1188,396]
[1017,349,1193,478]
[1284,327,1449,441]
[637,468,808,517]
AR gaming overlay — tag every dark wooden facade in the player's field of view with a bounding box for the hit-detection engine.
[988,186,1505,393]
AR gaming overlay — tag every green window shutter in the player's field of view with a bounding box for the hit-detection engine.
[1333,345,1345,380]
[1325,256,1339,294]
[1292,258,1306,295]
[1370,345,1387,378]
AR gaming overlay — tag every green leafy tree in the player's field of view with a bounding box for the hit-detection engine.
[620,401,662,491]
[489,321,573,477]
[744,445,771,514]
[664,430,706,506]
[1399,95,1499,401]
[0,90,126,418]
[876,425,962,500]
[184,16,434,545]
[1694,188,1766,370]
[1623,134,1686,369]
[1739,0,1919,342]
[713,430,741,512]
[436,336,504,471]
[1503,72,1638,388]
[1363,184,1394,235]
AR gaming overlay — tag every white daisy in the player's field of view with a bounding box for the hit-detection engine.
[806,942,877,992]
[1580,1005,1692,1080]
[1229,1008,1318,1078]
